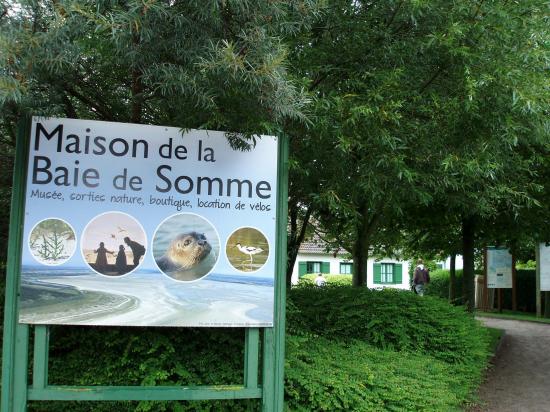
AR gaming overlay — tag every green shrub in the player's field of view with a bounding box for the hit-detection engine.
[425,268,537,313]
[286,335,480,411]
[299,274,352,285]
[31,327,255,412]
[0,276,492,411]
[424,269,464,304]
[503,269,536,312]
[288,285,490,364]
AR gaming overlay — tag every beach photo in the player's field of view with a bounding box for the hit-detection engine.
[28,218,76,265]
[81,212,147,276]
[226,227,269,272]
[153,213,220,281]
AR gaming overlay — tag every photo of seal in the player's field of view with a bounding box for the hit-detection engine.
[156,232,211,272]
[152,213,220,282]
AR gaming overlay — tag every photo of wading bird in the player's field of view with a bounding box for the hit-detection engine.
[235,243,264,264]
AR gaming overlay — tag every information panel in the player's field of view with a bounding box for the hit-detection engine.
[486,247,513,289]
[539,243,550,292]
[19,117,278,327]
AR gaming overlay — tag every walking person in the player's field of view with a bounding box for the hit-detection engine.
[413,259,430,296]
[314,273,327,287]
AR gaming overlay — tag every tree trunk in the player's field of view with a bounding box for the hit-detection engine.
[449,253,456,303]
[545,292,550,318]
[352,246,368,287]
[131,26,143,123]
[351,207,380,287]
[462,217,476,311]
[131,68,143,123]
[285,205,312,286]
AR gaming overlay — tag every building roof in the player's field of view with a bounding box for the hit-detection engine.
[298,239,348,256]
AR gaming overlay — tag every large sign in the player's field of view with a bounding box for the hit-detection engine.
[486,247,513,289]
[539,243,550,292]
[19,117,279,327]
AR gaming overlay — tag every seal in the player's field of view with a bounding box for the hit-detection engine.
[156,231,212,273]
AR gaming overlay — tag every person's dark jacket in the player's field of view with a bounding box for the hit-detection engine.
[413,267,430,285]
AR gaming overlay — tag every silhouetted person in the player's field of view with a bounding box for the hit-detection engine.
[94,242,113,272]
[115,245,127,274]
[124,237,145,267]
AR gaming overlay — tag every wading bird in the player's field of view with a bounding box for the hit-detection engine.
[236,243,263,263]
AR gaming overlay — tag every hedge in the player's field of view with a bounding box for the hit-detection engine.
[288,285,490,365]
[0,276,493,411]
[425,268,537,312]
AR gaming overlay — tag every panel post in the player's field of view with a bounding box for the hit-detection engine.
[262,134,288,412]
[1,118,30,412]
[482,247,488,311]
[273,135,289,411]
[261,328,275,411]
[244,328,259,389]
[536,245,541,317]
[33,326,50,389]
[511,254,517,311]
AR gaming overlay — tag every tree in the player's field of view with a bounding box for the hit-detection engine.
[286,0,476,286]
[285,0,547,296]
[0,0,319,264]
[0,1,316,133]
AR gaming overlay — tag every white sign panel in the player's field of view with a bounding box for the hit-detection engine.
[486,247,513,289]
[19,117,279,327]
[539,243,550,292]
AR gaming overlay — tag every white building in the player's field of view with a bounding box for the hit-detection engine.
[291,241,411,290]
[436,255,464,270]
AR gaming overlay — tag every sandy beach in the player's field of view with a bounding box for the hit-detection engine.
[20,269,274,327]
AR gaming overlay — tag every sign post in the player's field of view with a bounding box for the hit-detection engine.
[485,247,513,313]
[2,117,288,411]
[537,243,550,318]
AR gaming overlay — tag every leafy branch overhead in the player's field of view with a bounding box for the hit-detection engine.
[0,0,318,136]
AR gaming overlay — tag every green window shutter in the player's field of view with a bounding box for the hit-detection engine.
[298,262,307,277]
[394,264,402,284]
[374,263,381,284]
[321,262,330,274]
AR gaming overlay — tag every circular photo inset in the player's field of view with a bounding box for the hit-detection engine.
[29,218,76,265]
[81,212,147,276]
[226,227,269,272]
[152,213,219,281]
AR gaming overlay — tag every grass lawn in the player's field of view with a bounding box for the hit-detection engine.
[476,309,550,324]
[485,327,505,353]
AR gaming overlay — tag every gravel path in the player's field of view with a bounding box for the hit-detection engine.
[474,317,550,412]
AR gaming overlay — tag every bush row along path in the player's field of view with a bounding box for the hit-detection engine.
[475,317,550,412]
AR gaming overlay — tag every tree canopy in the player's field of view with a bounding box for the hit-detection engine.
[1,1,548,304]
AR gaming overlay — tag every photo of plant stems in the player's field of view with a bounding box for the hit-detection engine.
[29,218,76,265]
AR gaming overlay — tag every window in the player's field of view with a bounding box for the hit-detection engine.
[298,261,330,277]
[307,261,322,273]
[340,262,353,274]
[373,263,403,284]
[381,263,393,283]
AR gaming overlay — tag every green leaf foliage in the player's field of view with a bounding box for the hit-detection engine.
[0,274,493,411]
[427,269,538,313]
[286,335,478,412]
[299,273,353,286]
[288,285,490,364]
[0,0,317,134]
[424,269,465,305]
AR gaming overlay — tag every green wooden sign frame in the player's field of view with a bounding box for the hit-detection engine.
[1,118,288,411]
